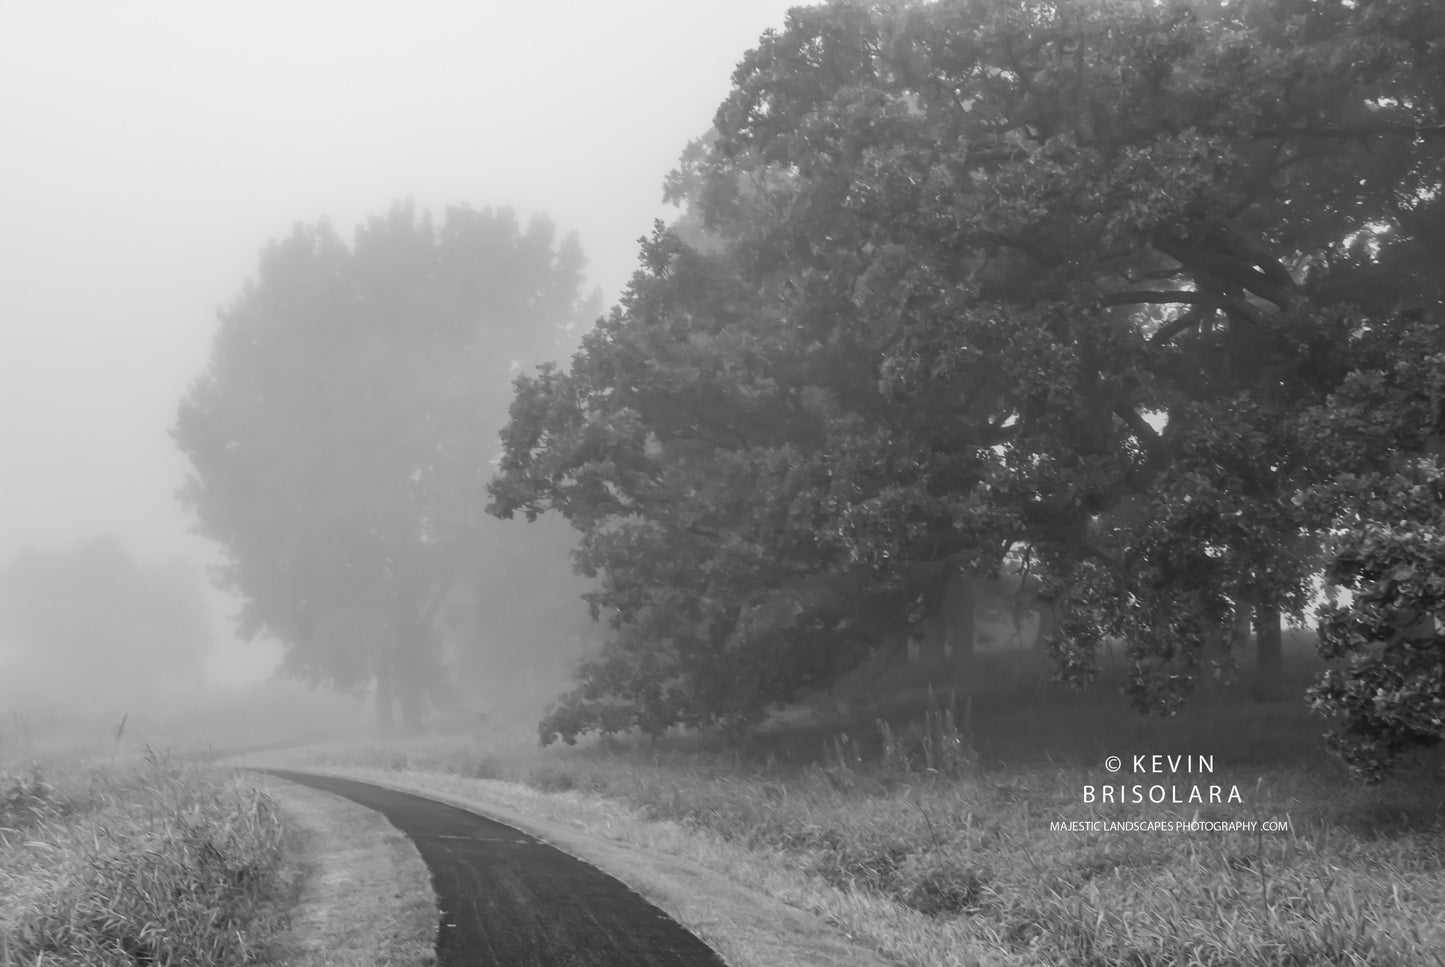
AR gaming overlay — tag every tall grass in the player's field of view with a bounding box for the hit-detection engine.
[295,688,1445,967]
[0,749,290,967]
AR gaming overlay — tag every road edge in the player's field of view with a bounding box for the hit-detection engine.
[254,764,902,967]
[248,772,439,966]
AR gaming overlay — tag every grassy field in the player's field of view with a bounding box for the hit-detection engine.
[264,659,1445,967]
[0,722,296,967]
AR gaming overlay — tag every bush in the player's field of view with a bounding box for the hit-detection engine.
[1309,463,1445,781]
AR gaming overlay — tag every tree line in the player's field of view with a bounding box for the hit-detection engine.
[0,536,212,712]
[175,0,1445,779]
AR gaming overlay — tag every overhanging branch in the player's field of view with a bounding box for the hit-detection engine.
[1150,307,1208,346]
[1113,403,1162,457]
[1100,290,1213,308]
[1152,224,1299,310]
[1253,123,1445,140]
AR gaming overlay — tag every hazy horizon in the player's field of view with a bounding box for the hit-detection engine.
[0,1,797,687]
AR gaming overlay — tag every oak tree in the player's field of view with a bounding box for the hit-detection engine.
[493,0,1445,751]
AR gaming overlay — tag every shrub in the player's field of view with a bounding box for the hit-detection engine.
[1309,463,1445,781]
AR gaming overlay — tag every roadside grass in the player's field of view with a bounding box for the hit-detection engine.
[268,684,1445,967]
[254,777,436,967]
[0,749,294,967]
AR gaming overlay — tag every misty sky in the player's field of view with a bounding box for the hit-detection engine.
[0,1,795,681]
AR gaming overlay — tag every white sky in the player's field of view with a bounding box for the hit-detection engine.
[0,0,796,681]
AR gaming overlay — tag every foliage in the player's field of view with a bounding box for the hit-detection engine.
[175,202,597,730]
[1299,323,1445,779]
[493,0,1445,744]
[1312,509,1445,781]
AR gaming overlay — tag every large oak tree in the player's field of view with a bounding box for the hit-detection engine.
[492,0,1445,757]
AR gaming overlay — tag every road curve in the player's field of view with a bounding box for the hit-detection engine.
[258,769,730,967]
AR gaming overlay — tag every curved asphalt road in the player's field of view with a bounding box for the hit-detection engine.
[259,769,729,967]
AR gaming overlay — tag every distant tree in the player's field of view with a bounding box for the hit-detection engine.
[175,203,598,733]
[492,0,1445,745]
[439,510,597,716]
[0,537,211,710]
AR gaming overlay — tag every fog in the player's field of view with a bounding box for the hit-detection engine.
[0,1,794,732]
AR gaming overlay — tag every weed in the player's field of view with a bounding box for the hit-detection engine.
[878,688,977,780]
[467,754,504,780]
[0,765,67,832]
[525,765,578,793]
[0,754,288,967]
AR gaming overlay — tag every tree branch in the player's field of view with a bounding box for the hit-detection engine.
[1100,290,1213,308]
[1217,297,1267,331]
[1149,307,1208,346]
[1113,403,1162,456]
[1253,123,1445,140]
[1152,224,1299,310]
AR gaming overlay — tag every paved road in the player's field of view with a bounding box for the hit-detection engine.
[260,769,730,967]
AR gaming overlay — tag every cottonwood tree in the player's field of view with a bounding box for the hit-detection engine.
[176,203,597,732]
[492,0,1445,745]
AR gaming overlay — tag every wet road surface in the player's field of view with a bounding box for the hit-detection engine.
[259,769,730,967]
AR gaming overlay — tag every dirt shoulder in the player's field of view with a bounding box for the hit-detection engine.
[251,773,438,967]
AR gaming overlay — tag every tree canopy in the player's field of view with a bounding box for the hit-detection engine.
[490,0,1445,766]
[175,203,598,732]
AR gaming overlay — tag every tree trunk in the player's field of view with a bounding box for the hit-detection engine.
[1253,600,1284,702]
[1032,587,1060,653]
[396,633,424,735]
[399,684,423,735]
[375,670,396,735]
[391,600,432,735]
[1233,593,1253,652]
[1194,590,1225,703]
[911,616,946,665]
[943,571,976,665]
[906,569,950,666]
